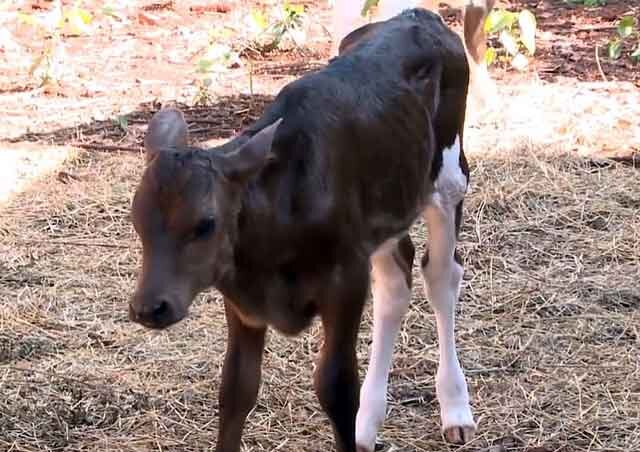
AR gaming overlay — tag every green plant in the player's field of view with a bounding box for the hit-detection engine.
[17,0,93,86]
[565,0,607,7]
[484,8,537,71]
[192,26,242,105]
[608,16,640,62]
[113,115,129,134]
[361,0,379,17]
[192,2,307,104]
[246,2,306,52]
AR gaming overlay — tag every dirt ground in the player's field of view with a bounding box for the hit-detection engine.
[1,1,639,451]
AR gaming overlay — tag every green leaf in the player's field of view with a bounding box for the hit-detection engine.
[499,30,519,56]
[64,7,93,34]
[484,47,497,66]
[249,9,268,33]
[361,0,379,17]
[196,59,214,74]
[114,115,128,132]
[284,3,304,18]
[608,39,622,59]
[518,9,537,55]
[617,16,635,39]
[484,9,517,34]
[102,6,116,17]
[631,44,640,62]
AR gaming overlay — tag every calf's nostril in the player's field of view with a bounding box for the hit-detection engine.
[151,300,171,322]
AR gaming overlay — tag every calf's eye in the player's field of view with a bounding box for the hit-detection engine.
[194,217,216,240]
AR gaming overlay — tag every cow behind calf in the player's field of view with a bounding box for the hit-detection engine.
[331,0,496,107]
[129,8,474,452]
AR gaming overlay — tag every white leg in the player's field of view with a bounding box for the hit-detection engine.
[374,0,422,21]
[466,55,499,113]
[356,238,413,452]
[330,1,367,56]
[422,136,475,444]
[330,0,422,57]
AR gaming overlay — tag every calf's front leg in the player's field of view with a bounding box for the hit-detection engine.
[216,300,267,452]
[314,260,369,452]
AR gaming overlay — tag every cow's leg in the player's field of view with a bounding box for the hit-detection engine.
[463,0,497,110]
[355,236,414,452]
[463,0,495,66]
[331,0,425,57]
[215,300,267,452]
[314,258,369,452]
[375,0,423,21]
[331,0,366,56]
[421,136,475,444]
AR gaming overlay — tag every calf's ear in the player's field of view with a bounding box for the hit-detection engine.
[220,118,282,182]
[144,108,189,162]
[339,22,382,55]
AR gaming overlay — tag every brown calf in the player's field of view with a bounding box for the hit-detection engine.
[130,8,474,452]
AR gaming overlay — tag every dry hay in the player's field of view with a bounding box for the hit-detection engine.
[0,143,77,205]
[1,143,639,452]
[465,79,640,163]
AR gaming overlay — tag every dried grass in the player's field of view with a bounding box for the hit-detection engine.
[0,144,77,205]
[1,139,638,452]
[465,78,640,162]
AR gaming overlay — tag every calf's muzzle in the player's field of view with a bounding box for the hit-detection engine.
[129,290,185,329]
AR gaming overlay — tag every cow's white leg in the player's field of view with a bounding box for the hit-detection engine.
[375,0,422,21]
[422,136,475,444]
[356,237,413,452]
[462,0,499,112]
[330,1,366,56]
[331,0,424,57]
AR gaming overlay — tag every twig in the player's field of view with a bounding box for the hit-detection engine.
[14,239,130,249]
[186,127,211,134]
[575,24,616,32]
[72,142,142,153]
[595,45,608,82]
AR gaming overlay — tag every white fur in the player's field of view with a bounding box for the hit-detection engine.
[356,136,474,449]
[423,135,475,437]
[356,239,411,452]
[432,135,467,208]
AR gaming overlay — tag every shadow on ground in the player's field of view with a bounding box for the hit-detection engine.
[6,93,276,151]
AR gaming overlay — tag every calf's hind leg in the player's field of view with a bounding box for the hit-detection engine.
[422,197,475,444]
[355,236,414,452]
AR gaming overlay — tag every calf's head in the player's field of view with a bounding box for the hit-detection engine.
[129,108,281,329]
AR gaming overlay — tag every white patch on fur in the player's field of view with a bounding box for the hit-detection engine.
[432,135,467,208]
[423,142,475,438]
[356,238,411,452]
